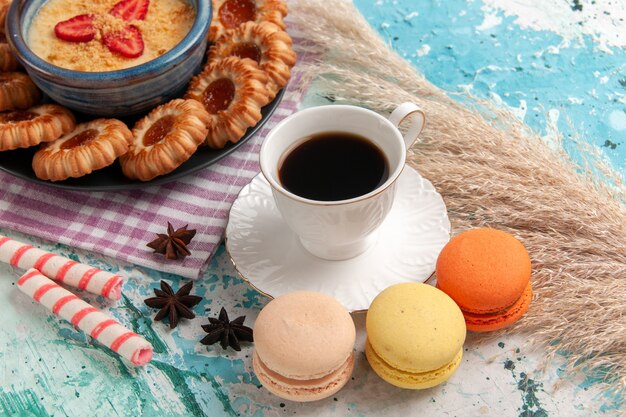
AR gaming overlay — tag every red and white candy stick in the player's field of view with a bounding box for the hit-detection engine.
[0,235,123,300]
[17,269,153,366]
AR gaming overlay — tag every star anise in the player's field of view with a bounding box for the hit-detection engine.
[147,222,196,260]
[144,280,202,329]
[200,307,253,351]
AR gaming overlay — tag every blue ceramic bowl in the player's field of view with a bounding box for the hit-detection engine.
[6,0,211,117]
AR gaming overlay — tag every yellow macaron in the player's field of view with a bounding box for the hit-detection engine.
[365,283,466,389]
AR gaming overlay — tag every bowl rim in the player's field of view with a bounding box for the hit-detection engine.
[6,0,212,83]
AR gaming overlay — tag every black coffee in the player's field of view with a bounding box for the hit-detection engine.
[278,132,389,201]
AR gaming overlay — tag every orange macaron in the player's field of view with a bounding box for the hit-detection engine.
[435,228,532,332]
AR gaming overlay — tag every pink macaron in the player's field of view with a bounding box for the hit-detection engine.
[252,291,356,402]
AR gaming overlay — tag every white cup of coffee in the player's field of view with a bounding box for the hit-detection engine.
[259,103,425,260]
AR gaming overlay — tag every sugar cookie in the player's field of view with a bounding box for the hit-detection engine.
[0,72,41,111]
[0,104,75,151]
[120,99,210,181]
[209,0,287,42]
[185,57,270,149]
[208,21,295,99]
[32,118,132,181]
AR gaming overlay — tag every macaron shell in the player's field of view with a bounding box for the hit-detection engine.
[254,291,356,380]
[253,351,355,402]
[365,339,463,389]
[464,280,533,332]
[366,283,466,374]
[436,228,531,314]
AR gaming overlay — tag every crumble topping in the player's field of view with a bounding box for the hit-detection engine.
[28,0,196,71]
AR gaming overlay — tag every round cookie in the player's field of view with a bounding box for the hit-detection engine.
[0,72,40,112]
[185,56,270,149]
[365,283,466,389]
[0,43,20,72]
[435,228,533,332]
[209,0,288,42]
[120,99,210,181]
[253,291,356,402]
[0,0,10,36]
[32,119,132,181]
[208,21,296,99]
[0,104,75,151]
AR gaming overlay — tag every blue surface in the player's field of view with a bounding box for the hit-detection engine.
[0,1,624,416]
[1,231,621,416]
[354,0,625,180]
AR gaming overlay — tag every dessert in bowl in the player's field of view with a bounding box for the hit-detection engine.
[0,0,295,187]
[6,0,212,116]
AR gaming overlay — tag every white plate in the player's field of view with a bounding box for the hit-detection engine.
[225,166,450,312]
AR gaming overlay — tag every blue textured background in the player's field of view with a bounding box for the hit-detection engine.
[355,0,624,180]
[1,1,624,416]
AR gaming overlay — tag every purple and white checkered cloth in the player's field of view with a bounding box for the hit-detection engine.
[0,35,313,279]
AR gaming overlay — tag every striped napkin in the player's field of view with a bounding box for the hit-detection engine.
[0,34,312,279]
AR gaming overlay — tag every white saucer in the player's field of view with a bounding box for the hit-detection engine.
[225,166,450,312]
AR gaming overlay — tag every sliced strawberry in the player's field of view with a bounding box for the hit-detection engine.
[109,0,150,21]
[103,25,144,58]
[54,14,96,43]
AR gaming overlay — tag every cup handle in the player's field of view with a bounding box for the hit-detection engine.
[388,103,426,149]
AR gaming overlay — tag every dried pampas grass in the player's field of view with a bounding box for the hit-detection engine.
[289,0,626,393]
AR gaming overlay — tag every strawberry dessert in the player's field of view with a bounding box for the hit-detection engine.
[27,0,196,71]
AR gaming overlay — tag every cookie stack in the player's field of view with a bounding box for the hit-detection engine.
[0,0,78,162]
[185,0,296,149]
[126,0,297,180]
[0,0,296,182]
